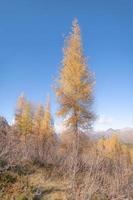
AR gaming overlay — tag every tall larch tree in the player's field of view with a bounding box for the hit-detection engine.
[15,94,33,136]
[55,19,95,196]
[32,103,44,160]
[15,93,26,131]
[33,104,44,135]
[56,19,95,133]
[38,96,55,163]
[20,101,33,137]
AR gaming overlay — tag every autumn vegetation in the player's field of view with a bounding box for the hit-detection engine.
[0,20,133,200]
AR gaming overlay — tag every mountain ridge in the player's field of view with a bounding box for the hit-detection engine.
[90,127,133,144]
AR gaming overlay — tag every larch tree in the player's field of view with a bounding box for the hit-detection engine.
[15,93,26,132]
[15,94,33,136]
[40,95,55,163]
[41,95,54,138]
[33,103,44,135]
[32,104,44,161]
[15,96,33,159]
[55,19,95,196]
[20,101,33,137]
[56,19,95,133]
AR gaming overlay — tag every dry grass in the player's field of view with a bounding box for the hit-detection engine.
[0,123,133,200]
[0,165,69,200]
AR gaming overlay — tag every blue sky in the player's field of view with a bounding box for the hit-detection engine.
[0,0,132,130]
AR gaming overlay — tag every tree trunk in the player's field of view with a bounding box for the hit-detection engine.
[71,116,80,200]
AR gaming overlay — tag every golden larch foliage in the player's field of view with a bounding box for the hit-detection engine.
[15,94,33,136]
[98,134,121,157]
[15,93,26,128]
[33,104,44,135]
[56,19,95,131]
[97,134,131,162]
[20,101,33,136]
[41,95,54,137]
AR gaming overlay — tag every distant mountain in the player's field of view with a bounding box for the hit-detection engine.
[116,128,133,144]
[89,128,115,139]
[89,127,133,144]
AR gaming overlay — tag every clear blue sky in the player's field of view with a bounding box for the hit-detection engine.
[0,0,132,130]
